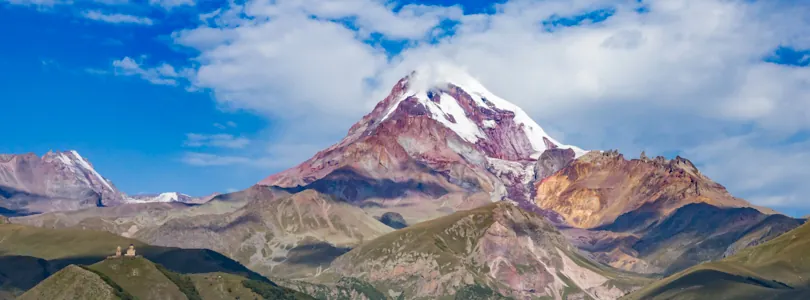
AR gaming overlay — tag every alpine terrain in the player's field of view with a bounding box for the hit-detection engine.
[2,65,803,300]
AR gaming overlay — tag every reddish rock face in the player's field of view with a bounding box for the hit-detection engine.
[259,70,585,223]
[0,151,126,214]
[533,150,775,229]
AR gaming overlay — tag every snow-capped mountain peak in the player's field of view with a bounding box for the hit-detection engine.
[44,150,115,191]
[378,63,585,158]
[125,192,215,204]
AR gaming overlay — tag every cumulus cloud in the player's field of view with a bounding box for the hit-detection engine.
[184,133,250,149]
[81,10,154,25]
[123,0,810,212]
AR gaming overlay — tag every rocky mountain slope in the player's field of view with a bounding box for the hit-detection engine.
[567,203,803,275]
[0,150,126,214]
[624,218,810,299]
[0,150,212,215]
[133,189,393,279]
[329,202,649,299]
[534,151,774,229]
[259,65,585,224]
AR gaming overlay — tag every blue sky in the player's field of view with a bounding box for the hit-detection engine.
[1,0,809,216]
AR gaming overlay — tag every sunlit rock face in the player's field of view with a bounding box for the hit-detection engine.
[533,150,774,229]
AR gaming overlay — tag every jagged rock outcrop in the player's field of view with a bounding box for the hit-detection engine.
[534,150,774,229]
[377,212,408,229]
[534,147,576,181]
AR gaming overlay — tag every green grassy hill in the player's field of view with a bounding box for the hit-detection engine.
[18,257,316,300]
[0,223,318,299]
[0,223,263,279]
[624,220,810,299]
[16,265,124,300]
[89,257,189,300]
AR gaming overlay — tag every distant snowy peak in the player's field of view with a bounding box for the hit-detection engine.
[372,64,586,159]
[42,150,116,191]
[125,192,214,204]
[126,192,187,203]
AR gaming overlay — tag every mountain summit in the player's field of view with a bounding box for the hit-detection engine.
[260,66,586,223]
[365,64,586,160]
[0,150,126,214]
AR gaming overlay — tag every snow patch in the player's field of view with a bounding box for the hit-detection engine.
[381,63,587,158]
[125,192,181,203]
[429,93,485,143]
[68,150,114,191]
[56,153,75,166]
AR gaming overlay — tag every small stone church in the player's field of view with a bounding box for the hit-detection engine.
[109,244,137,258]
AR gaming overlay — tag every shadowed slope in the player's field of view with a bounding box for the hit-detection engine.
[16,265,123,300]
[624,220,810,299]
[0,224,266,281]
[568,203,803,275]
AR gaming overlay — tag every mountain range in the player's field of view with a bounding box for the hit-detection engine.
[0,151,217,216]
[2,66,806,299]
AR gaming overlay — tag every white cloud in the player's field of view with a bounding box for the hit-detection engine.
[682,133,810,210]
[181,152,283,168]
[112,57,180,85]
[149,0,194,9]
[81,10,154,25]
[184,133,250,149]
[4,0,192,9]
[3,0,64,6]
[181,152,254,166]
[126,0,810,212]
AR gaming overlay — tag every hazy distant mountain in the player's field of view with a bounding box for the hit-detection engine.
[126,192,218,204]
[0,150,126,214]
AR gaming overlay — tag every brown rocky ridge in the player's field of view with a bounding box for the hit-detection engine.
[329,201,649,300]
[533,150,775,229]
